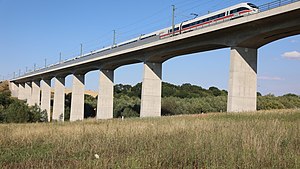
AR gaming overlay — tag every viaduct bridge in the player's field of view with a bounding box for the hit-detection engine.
[8,0,300,121]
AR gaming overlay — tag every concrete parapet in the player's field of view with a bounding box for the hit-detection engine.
[140,62,162,117]
[70,74,85,121]
[53,77,65,121]
[227,47,257,112]
[41,79,51,122]
[97,70,114,119]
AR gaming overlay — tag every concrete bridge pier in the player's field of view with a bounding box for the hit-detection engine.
[70,74,85,121]
[18,83,25,100]
[227,47,257,112]
[24,82,32,104]
[140,62,162,117]
[30,80,40,106]
[41,79,51,122]
[97,69,114,119]
[53,77,65,121]
[9,82,19,97]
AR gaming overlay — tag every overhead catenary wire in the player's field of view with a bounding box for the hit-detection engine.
[63,1,211,57]
[20,0,255,76]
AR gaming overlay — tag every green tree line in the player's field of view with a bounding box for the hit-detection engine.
[75,82,300,119]
[1,80,300,122]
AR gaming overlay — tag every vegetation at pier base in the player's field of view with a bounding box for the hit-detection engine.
[0,81,47,123]
[0,110,299,168]
[79,82,300,119]
[113,83,300,117]
[1,80,300,121]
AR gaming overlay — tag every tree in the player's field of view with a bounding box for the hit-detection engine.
[209,86,222,96]
[5,101,30,123]
[29,104,48,122]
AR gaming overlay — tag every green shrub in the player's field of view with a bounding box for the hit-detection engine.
[29,104,48,122]
[114,95,140,118]
[3,101,47,123]
[5,100,30,123]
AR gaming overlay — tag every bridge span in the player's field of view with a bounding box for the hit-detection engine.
[9,0,300,121]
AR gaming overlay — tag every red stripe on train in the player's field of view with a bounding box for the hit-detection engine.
[159,10,250,38]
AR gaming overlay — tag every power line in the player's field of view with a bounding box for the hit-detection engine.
[23,0,247,72]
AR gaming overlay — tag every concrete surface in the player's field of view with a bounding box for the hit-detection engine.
[24,82,32,105]
[53,77,65,121]
[140,62,162,117]
[227,47,257,112]
[70,74,85,121]
[30,81,40,106]
[18,83,25,100]
[9,82,19,98]
[97,70,114,119]
[41,79,51,122]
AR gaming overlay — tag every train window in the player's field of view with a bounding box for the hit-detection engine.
[219,13,225,17]
[230,7,249,14]
[230,8,238,14]
[238,7,249,12]
[247,3,258,9]
[169,27,179,32]
[182,17,209,29]
[182,24,189,29]
[210,15,216,20]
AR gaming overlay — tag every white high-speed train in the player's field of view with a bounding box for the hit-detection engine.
[159,2,259,38]
[117,2,259,44]
[63,2,259,63]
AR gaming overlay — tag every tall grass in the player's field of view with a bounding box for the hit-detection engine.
[0,109,299,168]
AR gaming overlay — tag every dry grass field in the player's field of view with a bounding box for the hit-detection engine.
[0,109,299,168]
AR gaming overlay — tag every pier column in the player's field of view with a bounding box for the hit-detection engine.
[41,79,51,122]
[70,74,85,121]
[97,70,114,119]
[18,83,25,100]
[227,47,257,112]
[9,82,19,97]
[140,62,162,117]
[24,82,32,104]
[53,77,65,121]
[30,80,40,106]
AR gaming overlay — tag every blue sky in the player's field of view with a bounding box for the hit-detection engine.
[0,0,299,96]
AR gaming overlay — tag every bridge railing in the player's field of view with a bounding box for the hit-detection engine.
[258,0,300,12]
[10,0,300,81]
